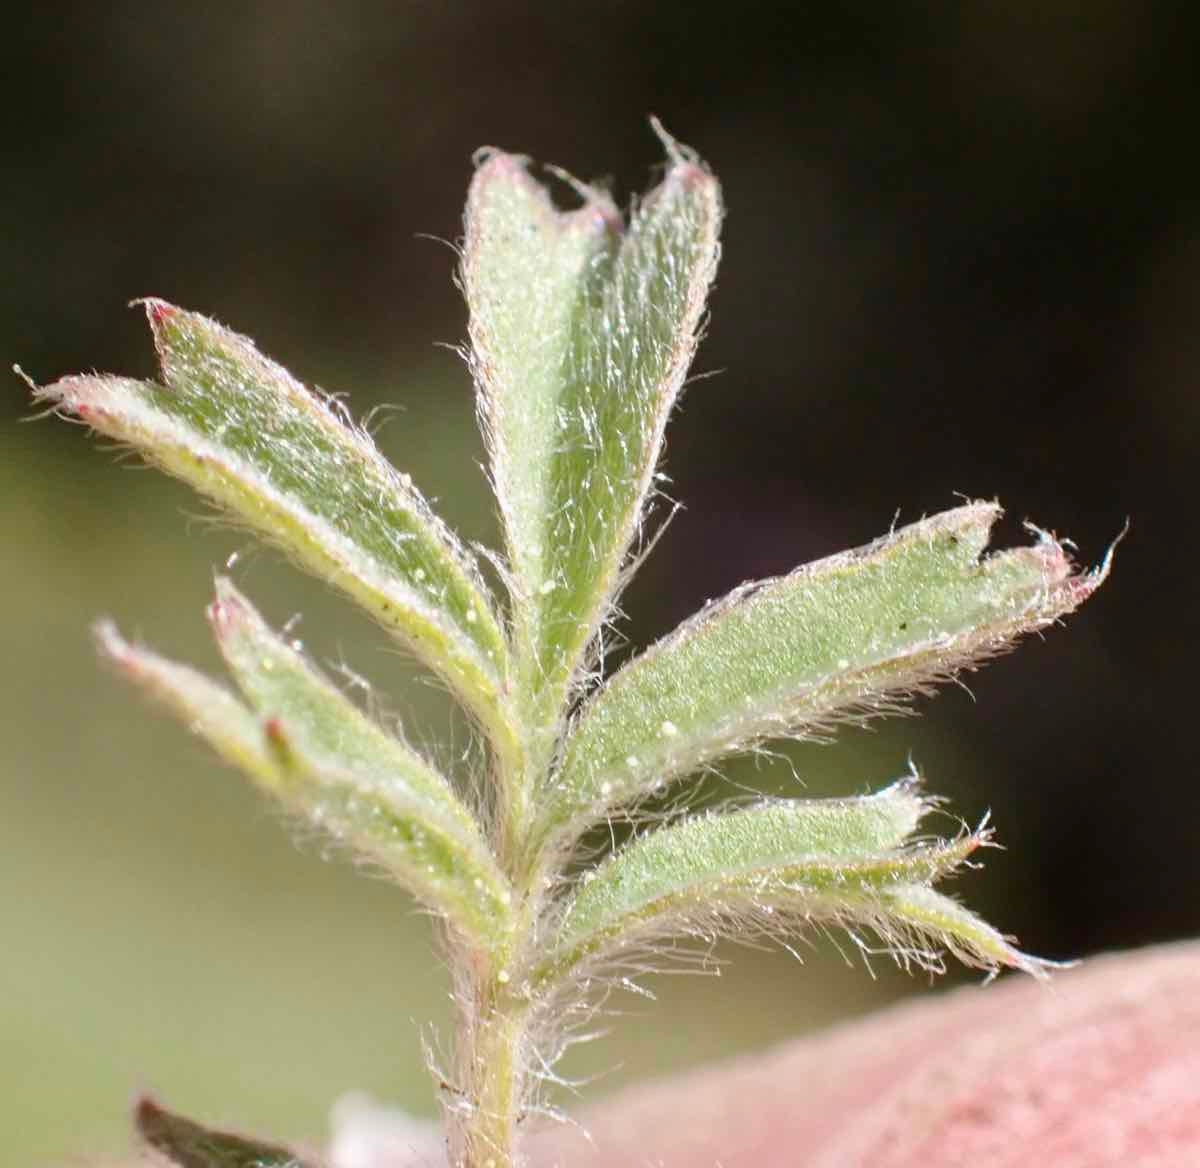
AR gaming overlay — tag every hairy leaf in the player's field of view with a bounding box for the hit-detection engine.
[547,502,1107,839]
[538,782,1032,986]
[464,125,722,715]
[37,303,515,759]
[33,129,1117,1168]
[464,151,619,623]
[97,595,512,951]
[876,884,1044,974]
[207,578,513,947]
[94,620,280,787]
[136,1096,319,1168]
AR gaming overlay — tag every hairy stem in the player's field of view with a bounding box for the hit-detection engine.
[454,745,545,1167]
[38,132,1109,1168]
[453,970,533,1168]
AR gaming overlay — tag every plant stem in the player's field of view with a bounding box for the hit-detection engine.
[453,973,532,1168]
[450,718,545,1168]
[448,632,580,1166]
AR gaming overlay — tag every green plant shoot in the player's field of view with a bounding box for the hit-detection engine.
[33,122,1109,1168]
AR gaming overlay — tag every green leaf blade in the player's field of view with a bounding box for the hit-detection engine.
[538,782,1032,987]
[207,579,513,948]
[94,620,282,791]
[38,303,514,759]
[548,502,1107,839]
[97,592,513,951]
[464,128,722,713]
[877,884,1048,976]
[265,735,513,951]
[465,151,621,620]
[207,578,465,827]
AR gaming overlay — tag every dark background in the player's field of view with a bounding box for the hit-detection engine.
[5,3,1197,1162]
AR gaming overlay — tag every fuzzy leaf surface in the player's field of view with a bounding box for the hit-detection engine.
[876,884,1043,973]
[207,579,513,948]
[97,595,512,950]
[464,152,619,628]
[38,303,514,757]
[540,783,1034,986]
[136,1096,319,1168]
[548,502,1106,837]
[94,620,280,787]
[465,129,722,710]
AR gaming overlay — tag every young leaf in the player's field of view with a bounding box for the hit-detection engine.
[537,781,1031,987]
[546,502,1107,839]
[97,596,513,951]
[464,125,722,714]
[463,151,620,631]
[39,130,1115,1168]
[876,884,1043,974]
[94,620,281,789]
[206,578,513,948]
[207,578,467,827]
[135,1096,320,1168]
[36,303,515,760]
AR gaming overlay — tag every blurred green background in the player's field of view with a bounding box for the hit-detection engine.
[5,3,1198,1163]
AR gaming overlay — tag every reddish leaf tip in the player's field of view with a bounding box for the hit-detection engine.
[133,1092,164,1126]
[648,116,712,187]
[207,579,248,637]
[262,716,297,768]
[134,297,177,325]
[471,145,528,175]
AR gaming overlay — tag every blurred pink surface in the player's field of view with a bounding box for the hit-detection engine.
[124,942,1200,1167]
[528,941,1200,1167]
